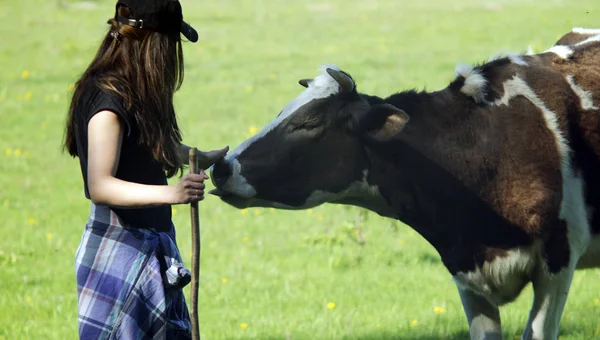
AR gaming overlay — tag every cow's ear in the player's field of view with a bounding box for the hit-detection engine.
[359,103,409,142]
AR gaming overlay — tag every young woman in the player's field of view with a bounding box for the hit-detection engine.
[63,1,228,338]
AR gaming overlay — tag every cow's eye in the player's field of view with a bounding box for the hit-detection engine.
[291,121,321,131]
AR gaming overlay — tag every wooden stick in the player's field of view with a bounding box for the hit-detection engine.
[189,148,201,340]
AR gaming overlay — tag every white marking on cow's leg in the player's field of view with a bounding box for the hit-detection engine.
[560,173,591,258]
[526,46,535,55]
[456,285,503,340]
[521,266,576,340]
[544,45,573,59]
[455,63,487,103]
[572,27,600,35]
[566,75,599,110]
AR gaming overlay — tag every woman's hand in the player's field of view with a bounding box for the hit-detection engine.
[171,169,210,204]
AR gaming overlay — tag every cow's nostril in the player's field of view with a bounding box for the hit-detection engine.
[211,159,233,188]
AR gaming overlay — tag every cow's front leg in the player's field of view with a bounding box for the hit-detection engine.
[521,265,575,340]
[456,285,503,340]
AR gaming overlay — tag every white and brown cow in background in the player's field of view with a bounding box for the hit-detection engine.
[210,28,600,339]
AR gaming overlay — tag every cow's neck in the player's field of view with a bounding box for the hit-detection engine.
[364,90,530,274]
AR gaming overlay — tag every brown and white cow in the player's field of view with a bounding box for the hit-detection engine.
[210,28,600,339]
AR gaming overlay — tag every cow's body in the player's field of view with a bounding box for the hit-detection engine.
[210,28,600,339]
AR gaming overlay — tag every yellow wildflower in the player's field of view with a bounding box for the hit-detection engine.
[68,83,75,91]
[172,208,177,215]
[410,319,418,327]
[28,218,36,225]
[594,298,599,306]
[24,92,32,101]
[46,233,53,240]
[221,277,227,284]
[307,209,313,215]
[399,239,405,245]
[14,149,21,157]
[243,236,249,243]
[433,306,446,314]
[5,148,11,156]
[595,328,599,336]
[22,70,30,79]
[240,323,248,329]
[327,302,335,309]
[26,296,32,303]
[253,209,261,216]
[269,208,275,212]
[241,209,248,215]
[248,125,258,136]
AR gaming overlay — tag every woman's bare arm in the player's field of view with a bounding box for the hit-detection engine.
[87,110,206,208]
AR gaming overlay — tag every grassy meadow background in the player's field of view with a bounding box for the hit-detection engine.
[2,0,600,338]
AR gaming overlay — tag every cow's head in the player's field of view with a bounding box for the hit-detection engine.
[210,65,408,215]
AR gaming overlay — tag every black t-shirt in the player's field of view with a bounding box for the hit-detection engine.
[73,78,172,231]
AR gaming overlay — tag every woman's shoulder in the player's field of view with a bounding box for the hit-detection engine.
[76,74,133,128]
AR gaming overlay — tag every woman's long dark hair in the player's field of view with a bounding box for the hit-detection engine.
[64,6,185,178]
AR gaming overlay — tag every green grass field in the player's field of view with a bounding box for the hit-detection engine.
[2,0,600,339]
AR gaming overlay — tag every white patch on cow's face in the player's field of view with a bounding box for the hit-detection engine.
[572,27,600,35]
[226,64,343,161]
[544,45,573,59]
[455,63,487,104]
[565,75,599,110]
[221,158,256,198]
[217,64,344,197]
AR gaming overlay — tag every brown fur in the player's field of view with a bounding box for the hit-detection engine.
[211,28,600,338]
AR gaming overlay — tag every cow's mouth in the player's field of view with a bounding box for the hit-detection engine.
[208,188,231,198]
[209,188,305,210]
[208,188,254,209]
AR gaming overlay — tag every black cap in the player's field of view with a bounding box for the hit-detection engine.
[115,0,198,43]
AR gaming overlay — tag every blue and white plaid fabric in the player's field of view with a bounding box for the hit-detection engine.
[75,204,192,340]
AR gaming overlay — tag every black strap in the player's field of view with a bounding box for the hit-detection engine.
[116,15,144,29]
